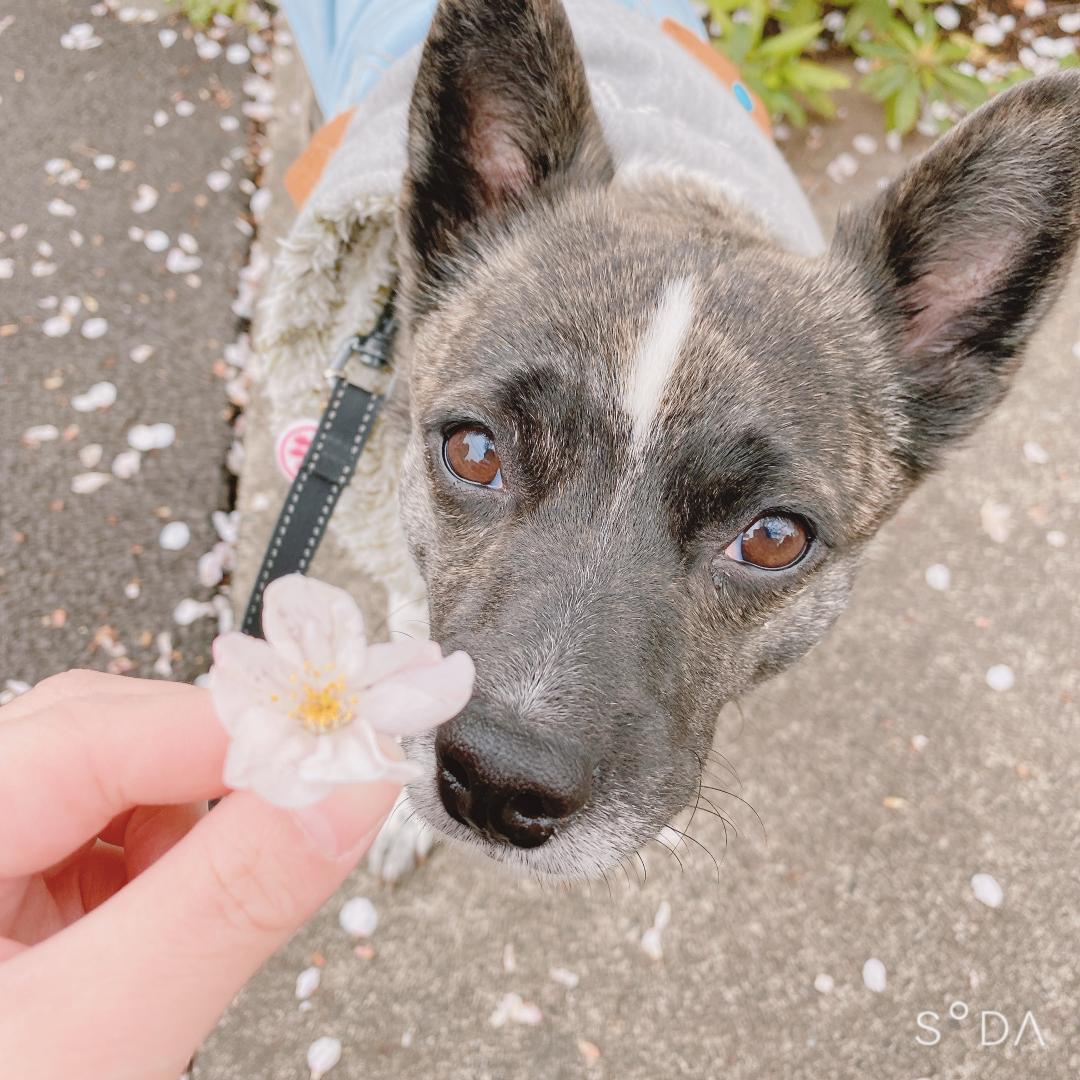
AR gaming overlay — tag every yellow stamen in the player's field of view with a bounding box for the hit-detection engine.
[283,668,355,734]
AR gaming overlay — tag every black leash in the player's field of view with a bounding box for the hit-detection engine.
[241,296,397,638]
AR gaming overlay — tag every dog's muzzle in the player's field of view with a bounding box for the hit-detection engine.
[434,708,593,848]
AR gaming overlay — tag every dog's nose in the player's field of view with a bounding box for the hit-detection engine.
[435,715,591,848]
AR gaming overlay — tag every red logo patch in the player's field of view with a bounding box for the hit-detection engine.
[275,420,318,481]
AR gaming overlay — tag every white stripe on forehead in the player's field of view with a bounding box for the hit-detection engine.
[624,277,695,445]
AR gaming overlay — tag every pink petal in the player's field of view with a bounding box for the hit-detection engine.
[359,651,475,736]
[261,574,367,679]
[208,633,291,733]
[358,639,443,689]
[221,707,331,808]
[298,725,421,785]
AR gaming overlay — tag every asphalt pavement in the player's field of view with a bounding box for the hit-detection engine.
[0,0,253,691]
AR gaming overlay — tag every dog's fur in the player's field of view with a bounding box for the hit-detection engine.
[375,0,1080,879]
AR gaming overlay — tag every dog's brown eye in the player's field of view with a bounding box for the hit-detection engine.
[443,426,503,489]
[726,514,809,570]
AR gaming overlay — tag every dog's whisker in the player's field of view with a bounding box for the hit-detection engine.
[705,747,743,789]
[730,698,750,740]
[683,772,704,838]
[698,787,742,825]
[678,775,723,872]
[623,853,643,890]
[369,593,430,639]
[650,835,685,873]
[634,849,648,886]
[692,795,739,837]
[689,747,741,805]
[700,784,767,844]
[686,788,739,851]
[598,864,614,904]
[667,824,721,884]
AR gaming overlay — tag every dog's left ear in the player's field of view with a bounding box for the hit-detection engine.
[399,0,614,306]
[834,71,1080,476]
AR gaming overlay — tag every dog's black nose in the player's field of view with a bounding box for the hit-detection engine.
[435,714,591,848]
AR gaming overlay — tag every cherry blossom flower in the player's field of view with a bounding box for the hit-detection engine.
[208,574,473,807]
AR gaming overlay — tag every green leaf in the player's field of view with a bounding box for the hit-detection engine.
[705,0,741,17]
[778,0,822,29]
[718,22,756,63]
[887,18,922,54]
[889,73,922,133]
[788,60,852,91]
[803,87,839,116]
[859,61,915,100]
[774,91,809,126]
[755,20,824,60]
[936,37,973,63]
[853,40,910,61]
[172,0,247,26]
[934,66,989,108]
[840,7,868,42]
[845,0,894,34]
[746,0,769,42]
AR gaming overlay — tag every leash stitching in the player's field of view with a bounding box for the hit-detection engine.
[247,376,350,627]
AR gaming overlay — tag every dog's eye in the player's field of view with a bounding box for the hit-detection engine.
[443,426,503,489]
[725,514,810,570]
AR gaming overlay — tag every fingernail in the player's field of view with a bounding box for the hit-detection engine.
[290,781,399,860]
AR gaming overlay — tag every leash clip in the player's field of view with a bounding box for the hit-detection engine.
[323,305,396,391]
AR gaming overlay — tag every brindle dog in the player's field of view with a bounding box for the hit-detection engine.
[372,0,1080,879]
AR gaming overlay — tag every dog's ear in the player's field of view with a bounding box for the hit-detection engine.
[399,0,613,305]
[834,71,1080,475]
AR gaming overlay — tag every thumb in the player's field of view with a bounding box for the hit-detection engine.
[0,781,399,1080]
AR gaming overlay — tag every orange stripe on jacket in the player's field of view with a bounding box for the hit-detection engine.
[660,19,772,141]
[284,106,358,209]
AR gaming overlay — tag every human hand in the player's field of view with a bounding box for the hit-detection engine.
[0,670,400,1080]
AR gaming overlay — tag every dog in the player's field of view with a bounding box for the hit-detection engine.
[302,0,1080,882]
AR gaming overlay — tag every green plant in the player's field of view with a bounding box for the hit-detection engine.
[172,0,249,28]
[705,0,1071,134]
[707,0,851,125]
[853,15,988,132]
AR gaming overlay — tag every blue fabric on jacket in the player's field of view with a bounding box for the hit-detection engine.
[280,0,707,117]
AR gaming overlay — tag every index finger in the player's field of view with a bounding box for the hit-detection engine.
[0,674,228,879]
[0,669,191,723]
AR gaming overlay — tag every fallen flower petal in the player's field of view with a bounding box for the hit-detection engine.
[306,1036,341,1080]
[339,896,378,937]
